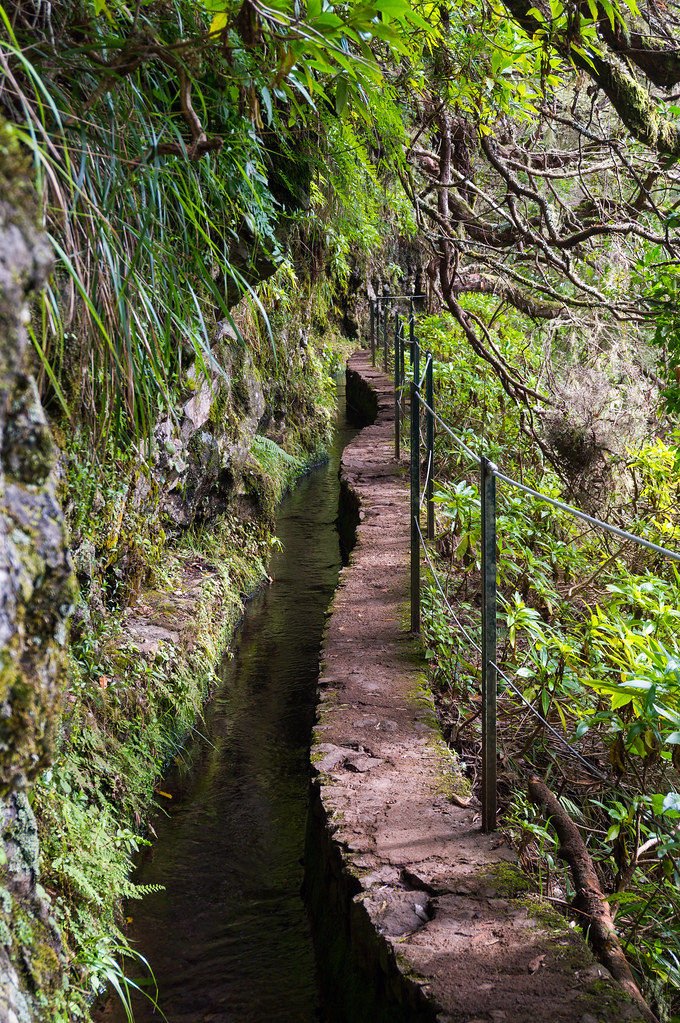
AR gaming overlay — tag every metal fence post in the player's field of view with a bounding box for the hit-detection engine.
[383,303,388,373]
[426,352,435,540]
[409,301,415,419]
[410,343,420,633]
[370,300,376,366]
[481,456,497,832]
[409,302,413,419]
[394,312,401,460]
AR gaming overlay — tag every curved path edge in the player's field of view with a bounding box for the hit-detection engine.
[305,350,643,1023]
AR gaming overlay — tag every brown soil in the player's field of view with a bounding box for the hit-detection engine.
[311,351,643,1023]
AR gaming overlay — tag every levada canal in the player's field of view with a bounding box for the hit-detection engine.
[105,376,359,1023]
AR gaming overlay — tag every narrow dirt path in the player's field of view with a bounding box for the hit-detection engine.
[310,350,643,1023]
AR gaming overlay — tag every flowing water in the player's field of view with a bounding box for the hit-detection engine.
[107,379,358,1023]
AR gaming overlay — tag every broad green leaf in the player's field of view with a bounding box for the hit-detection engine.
[336,76,349,115]
[663,792,680,815]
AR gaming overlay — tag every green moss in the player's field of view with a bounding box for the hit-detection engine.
[208,382,232,427]
[477,862,537,898]
[407,675,438,729]
[7,794,39,874]
[553,937,600,973]
[405,669,473,801]
[0,654,20,705]
[585,978,648,1022]
[26,937,61,990]
[0,119,38,215]
[392,947,429,985]
[521,896,571,931]
[232,375,250,410]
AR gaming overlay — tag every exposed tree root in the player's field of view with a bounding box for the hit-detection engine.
[528,776,658,1023]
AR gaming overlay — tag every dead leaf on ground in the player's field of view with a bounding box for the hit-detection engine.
[528,954,546,974]
[450,793,472,807]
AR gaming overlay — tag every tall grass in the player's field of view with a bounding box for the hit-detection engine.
[0,0,279,447]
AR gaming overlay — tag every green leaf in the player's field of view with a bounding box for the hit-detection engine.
[260,86,274,124]
[526,6,546,21]
[663,792,680,815]
[311,11,344,28]
[210,11,229,33]
[336,76,349,115]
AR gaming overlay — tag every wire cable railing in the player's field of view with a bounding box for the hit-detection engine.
[414,387,680,564]
[494,469,680,565]
[416,467,677,856]
[368,294,680,837]
[417,391,483,465]
[415,516,610,784]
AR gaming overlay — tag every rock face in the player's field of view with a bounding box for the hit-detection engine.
[157,326,268,529]
[0,136,75,1020]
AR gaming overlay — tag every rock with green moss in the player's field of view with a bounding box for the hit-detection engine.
[0,129,75,1020]
[0,133,75,793]
[0,793,66,1022]
[156,332,270,529]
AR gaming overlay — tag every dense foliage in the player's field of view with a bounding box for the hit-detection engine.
[0,0,417,440]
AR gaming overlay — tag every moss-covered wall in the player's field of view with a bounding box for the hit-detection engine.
[24,308,353,1019]
[0,126,76,1023]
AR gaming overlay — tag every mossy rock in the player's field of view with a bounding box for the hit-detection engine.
[476,861,537,898]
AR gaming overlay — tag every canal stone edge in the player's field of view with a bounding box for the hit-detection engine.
[305,349,644,1023]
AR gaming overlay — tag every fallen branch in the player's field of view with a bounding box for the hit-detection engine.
[528,776,658,1022]
[566,538,632,599]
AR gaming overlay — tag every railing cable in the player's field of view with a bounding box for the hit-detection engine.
[416,391,482,466]
[420,450,433,511]
[416,520,668,797]
[372,293,680,837]
[493,470,680,564]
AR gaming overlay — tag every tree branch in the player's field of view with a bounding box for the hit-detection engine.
[502,0,680,157]
[528,776,658,1022]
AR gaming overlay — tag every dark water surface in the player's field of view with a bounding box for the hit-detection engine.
[110,380,357,1023]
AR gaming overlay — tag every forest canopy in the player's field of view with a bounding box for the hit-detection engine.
[4,0,680,430]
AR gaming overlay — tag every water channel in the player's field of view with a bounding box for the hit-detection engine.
[107,378,358,1023]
